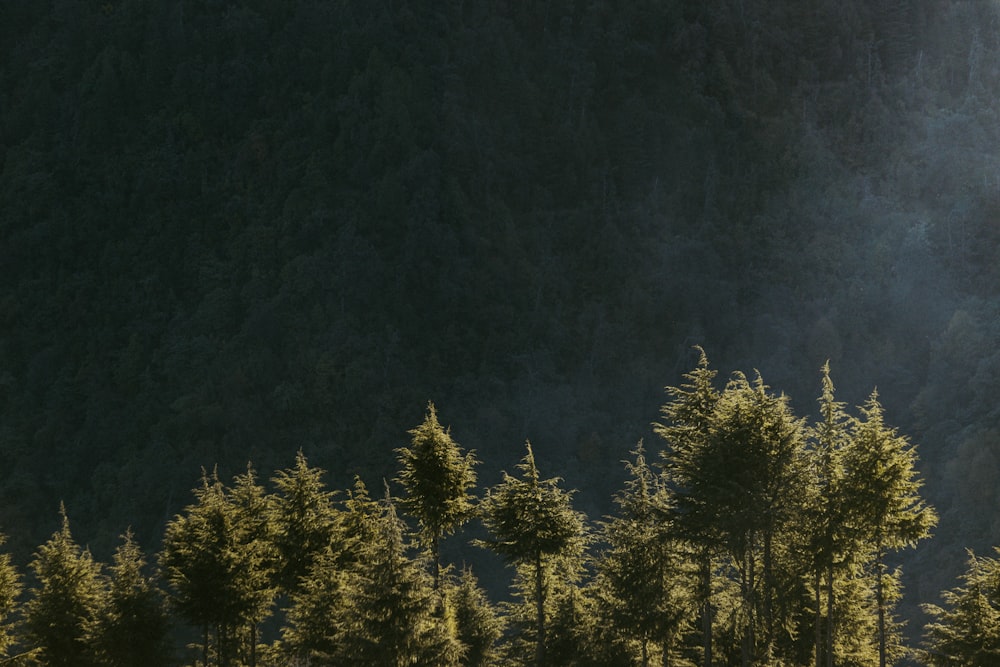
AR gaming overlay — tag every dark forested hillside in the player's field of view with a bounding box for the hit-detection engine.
[2,0,999,649]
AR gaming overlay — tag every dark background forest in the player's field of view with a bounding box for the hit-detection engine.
[2,0,999,643]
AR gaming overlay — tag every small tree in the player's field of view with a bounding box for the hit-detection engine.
[269,450,339,595]
[396,402,478,589]
[478,441,586,666]
[597,442,695,667]
[89,529,172,667]
[921,549,1000,666]
[654,348,721,667]
[0,535,21,660]
[24,505,105,667]
[449,568,504,667]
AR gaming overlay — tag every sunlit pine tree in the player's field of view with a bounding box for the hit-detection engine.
[341,489,463,666]
[269,450,339,595]
[396,402,478,590]
[24,505,105,667]
[654,348,721,667]
[477,441,587,666]
[842,391,937,667]
[920,548,1000,666]
[596,441,695,667]
[88,529,171,667]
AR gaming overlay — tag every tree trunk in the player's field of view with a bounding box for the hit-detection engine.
[432,533,441,592]
[876,554,886,667]
[535,550,546,667]
[701,552,713,667]
[814,569,822,667]
[826,560,834,667]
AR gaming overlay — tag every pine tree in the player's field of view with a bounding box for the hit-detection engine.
[89,529,171,667]
[477,441,587,666]
[842,391,937,667]
[396,402,478,589]
[597,442,695,667]
[806,362,857,667]
[654,348,721,667]
[706,371,811,664]
[159,466,276,667]
[341,491,462,666]
[449,568,504,667]
[921,549,1000,666]
[277,478,378,665]
[279,544,356,665]
[23,505,105,667]
[269,450,339,595]
[0,535,21,660]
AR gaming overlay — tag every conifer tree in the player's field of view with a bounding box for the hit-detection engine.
[279,544,356,664]
[23,505,105,667]
[0,535,21,660]
[159,467,276,667]
[654,348,721,667]
[807,362,856,667]
[478,441,587,666]
[396,402,478,589]
[597,442,695,667]
[921,549,1000,666]
[89,529,171,667]
[341,491,463,666]
[842,391,937,667]
[705,371,811,665]
[449,568,504,667]
[277,478,379,665]
[269,450,339,595]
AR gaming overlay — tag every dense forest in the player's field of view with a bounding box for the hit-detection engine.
[3,0,1000,664]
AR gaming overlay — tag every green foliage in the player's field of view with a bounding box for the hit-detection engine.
[396,403,478,587]
[88,529,171,667]
[340,495,462,666]
[268,450,338,594]
[478,441,587,665]
[596,442,696,665]
[449,568,504,667]
[921,549,1000,666]
[23,506,104,667]
[0,535,22,660]
[158,467,276,667]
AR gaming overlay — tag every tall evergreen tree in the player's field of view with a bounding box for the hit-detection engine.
[705,371,811,665]
[396,402,479,589]
[269,450,339,595]
[341,491,463,666]
[842,391,937,667]
[654,348,721,667]
[89,529,171,667]
[597,442,695,667]
[23,505,105,667]
[477,441,587,666]
[807,362,856,667]
[159,467,276,667]
[921,549,1000,666]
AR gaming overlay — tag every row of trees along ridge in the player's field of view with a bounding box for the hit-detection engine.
[1,352,993,666]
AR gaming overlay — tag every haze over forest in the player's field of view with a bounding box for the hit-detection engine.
[2,0,1000,651]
